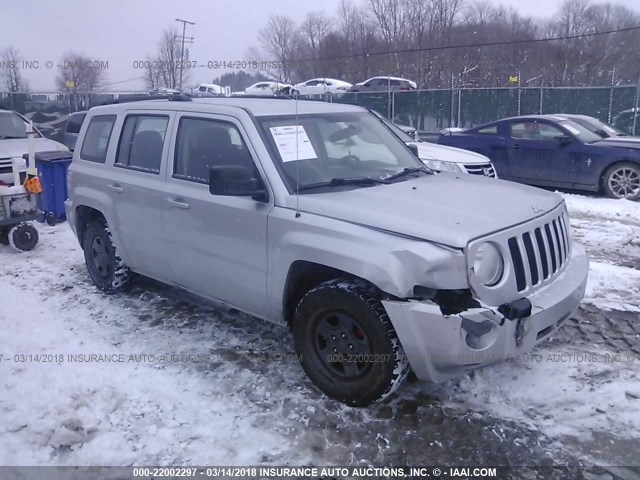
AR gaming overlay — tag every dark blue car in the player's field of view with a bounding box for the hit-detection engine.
[438,115,640,200]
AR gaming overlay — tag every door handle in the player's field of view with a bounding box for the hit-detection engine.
[167,197,190,209]
[512,144,522,150]
[107,183,124,193]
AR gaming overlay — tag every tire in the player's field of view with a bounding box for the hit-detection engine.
[8,222,39,251]
[0,227,8,245]
[602,162,640,200]
[82,219,130,293]
[293,279,409,407]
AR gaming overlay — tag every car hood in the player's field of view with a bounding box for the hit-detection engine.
[593,138,640,150]
[287,173,563,248]
[407,141,491,164]
[0,138,69,159]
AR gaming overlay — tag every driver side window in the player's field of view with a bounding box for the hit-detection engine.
[511,121,564,140]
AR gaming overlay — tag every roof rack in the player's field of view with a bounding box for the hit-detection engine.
[100,94,192,106]
[225,94,295,100]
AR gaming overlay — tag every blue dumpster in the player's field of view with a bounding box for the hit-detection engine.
[31,151,73,224]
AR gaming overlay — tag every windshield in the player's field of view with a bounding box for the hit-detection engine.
[557,119,602,143]
[258,111,424,192]
[0,111,41,139]
[570,116,626,138]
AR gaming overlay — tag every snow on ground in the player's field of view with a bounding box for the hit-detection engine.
[0,232,299,466]
[0,192,639,469]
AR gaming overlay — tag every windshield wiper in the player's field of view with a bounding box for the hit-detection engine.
[384,167,430,182]
[295,177,388,192]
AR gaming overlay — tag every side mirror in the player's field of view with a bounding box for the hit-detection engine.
[407,143,420,157]
[554,135,572,145]
[209,166,267,201]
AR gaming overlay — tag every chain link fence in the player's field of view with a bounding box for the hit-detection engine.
[2,84,639,141]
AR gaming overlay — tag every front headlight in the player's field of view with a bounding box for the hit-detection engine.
[423,159,463,173]
[472,242,504,286]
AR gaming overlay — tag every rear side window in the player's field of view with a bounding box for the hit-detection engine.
[80,115,116,163]
[116,115,169,173]
[66,113,86,134]
[477,125,498,135]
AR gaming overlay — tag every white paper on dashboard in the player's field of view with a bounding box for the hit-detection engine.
[269,125,317,162]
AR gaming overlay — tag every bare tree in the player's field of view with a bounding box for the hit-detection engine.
[1,46,28,92]
[55,52,106,92]
[257,15,298,82]
[156,28,189,90]
[248,0,640,89]
[143,57,163,91]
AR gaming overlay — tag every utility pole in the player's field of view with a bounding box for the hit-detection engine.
[175,18,195,91]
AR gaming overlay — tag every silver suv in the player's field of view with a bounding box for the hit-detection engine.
[65,96,589,406]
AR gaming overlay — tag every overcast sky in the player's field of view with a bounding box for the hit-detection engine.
[3,0,640,91]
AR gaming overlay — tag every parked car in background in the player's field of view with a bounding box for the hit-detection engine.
[0,109,69,184]
[65,96,588,406]
[194,83,225,96]
[245,81,292,96]
[64,111,87,150]
[438,115,640,200]
[349,77,417,93]
[148,88,183,96]
[613,108,640,136]
[292,78,352,95]
[553,114,636,140]
[371,111,497,177]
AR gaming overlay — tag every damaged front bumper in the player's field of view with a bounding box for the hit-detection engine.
[382,244,589,382]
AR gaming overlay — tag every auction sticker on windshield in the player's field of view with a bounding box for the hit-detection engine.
[269,125,317,162]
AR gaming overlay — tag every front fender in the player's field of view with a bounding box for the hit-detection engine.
[266,207,468,319]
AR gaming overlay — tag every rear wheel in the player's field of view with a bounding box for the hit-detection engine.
[82,219,130,292]
[293,279,409,406]
[603,162,640,200]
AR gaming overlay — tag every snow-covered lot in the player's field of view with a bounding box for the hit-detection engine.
[0,193,639,471]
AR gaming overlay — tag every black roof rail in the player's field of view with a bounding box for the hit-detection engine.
[226,94,295,100]
[100,94,193,106]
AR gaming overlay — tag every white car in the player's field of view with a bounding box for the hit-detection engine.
[194,83,224,96]
[372,112,497,177]
[244,81,292,96]
[0,110,69,184]
[292,78,352,95]
[349,76,417,93]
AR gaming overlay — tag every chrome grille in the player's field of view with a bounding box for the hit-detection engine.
[464,163,496,178]
[507,212,571,292]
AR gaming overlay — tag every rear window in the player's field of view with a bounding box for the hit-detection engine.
[477,125,498,135]
[80,115,116,163]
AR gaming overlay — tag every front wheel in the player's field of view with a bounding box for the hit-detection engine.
[603,162,640,200]
[293,279,409,407]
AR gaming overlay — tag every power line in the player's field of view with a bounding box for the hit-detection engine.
[175,18,195,91]
[288,25,640,64]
